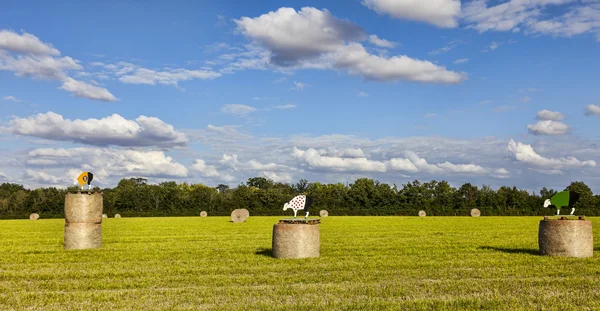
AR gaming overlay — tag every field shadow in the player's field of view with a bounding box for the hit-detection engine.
[255,248,273,257]
[479,246,539,255]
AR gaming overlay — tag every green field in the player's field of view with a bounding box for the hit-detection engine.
[1,216,600,310]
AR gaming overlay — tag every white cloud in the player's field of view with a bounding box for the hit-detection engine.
[507,139,596,169]
[537,109,565,121]
[2,95,22,102]
[489,41,500,50]
[358,91,369,97]
[462,0,600,41]
[273,104,296,109]
[234,7,466,84]
[221,104,257,115]
[190,159,220,177]
[429,42,458,55]
[368,34,397,48]
[521,96,532,103]
[0,30,60,55]
[492,168,511,178]
[261,171,293,183]
[585,104,600,116]
[7,111,188,148]
[454,58,469,64]
[527,120,570,135]
[334,43,465,83]
[118,68,221,86]
[291,81,305,90]
[0,29,117,101]
[219,154,295,178]
[28,148,189,178]
[292,146,489,175]
[206,124,252,139]
[317,147,367,158]
[362,0,462,28]
[25,169,65,184]
[234,7,366,65]
[59,77,117,101]
[293,146,388,172]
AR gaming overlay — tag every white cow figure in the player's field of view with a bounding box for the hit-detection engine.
[283,195,313,219]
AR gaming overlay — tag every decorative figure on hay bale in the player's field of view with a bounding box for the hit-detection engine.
[283,194,313,219]
[544,190,579,215]
[74,172,94,190]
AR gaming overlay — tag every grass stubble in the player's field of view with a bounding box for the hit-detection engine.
[1,216,599,310]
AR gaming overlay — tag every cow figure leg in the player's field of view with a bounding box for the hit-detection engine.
[305,211,309,219]
[293,209,297,219]
[570,208,575,215]
[557,209,560,215]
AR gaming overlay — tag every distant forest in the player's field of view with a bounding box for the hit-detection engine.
[1,177,599,219]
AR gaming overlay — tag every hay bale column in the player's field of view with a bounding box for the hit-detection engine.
[64,192,103,250]
[272,219,320,259]
[538,216,593,258]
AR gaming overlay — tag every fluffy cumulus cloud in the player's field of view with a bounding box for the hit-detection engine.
[462,0,600,41]
[507,139,596,172]
[27,147,189,179]
[585,104,600,116]
[190,159,221,177]
[0,29,116,101]
[362,0,462,28]
[7,112,188,148]
[234,7,465,83]
[59,77,116,101]
[528,120,570,135]
[368,35,398,48]
[537,109,565,121]
[292,146,489,175]
[527,109,570,135]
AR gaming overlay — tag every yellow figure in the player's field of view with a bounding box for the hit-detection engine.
[74,172,94,190]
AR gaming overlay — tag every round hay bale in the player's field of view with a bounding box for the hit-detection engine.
[539,218,593,257]
[470,208,481,217]
[102,214,108,218]
[200,211,207,217]
[64,223,102,250]
[231,209,249,223]
[319,210,328,217]
[29,213,39,220]
[64,192,103,250]
[272,222,320,259]
[418,210,426,217]
[64,192,103,223]
[114,214,121,218]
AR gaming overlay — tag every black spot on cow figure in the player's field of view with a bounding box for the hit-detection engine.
[283,194,314,219]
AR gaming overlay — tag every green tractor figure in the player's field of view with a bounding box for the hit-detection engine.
[543,190,579,216]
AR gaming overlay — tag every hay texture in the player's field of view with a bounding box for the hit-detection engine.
[272,223,320,259]
[538,219,593,258]
[418,210,426,217]
[319,210,328,217]
[470,208,481,217]
[64,192,103,250]
[114,214,121,218]
[65,192,103,223]
[29,213,39,220]
[102,214,108,218]
[231,209,249,223]
[64,223,102,250]
[200,211,208,217]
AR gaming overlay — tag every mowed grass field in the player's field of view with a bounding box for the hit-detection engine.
[2,216,600,311]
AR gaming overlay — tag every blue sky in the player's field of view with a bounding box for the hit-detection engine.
[1,0,599,193]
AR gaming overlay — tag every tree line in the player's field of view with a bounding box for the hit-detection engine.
[1,177,599,219]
